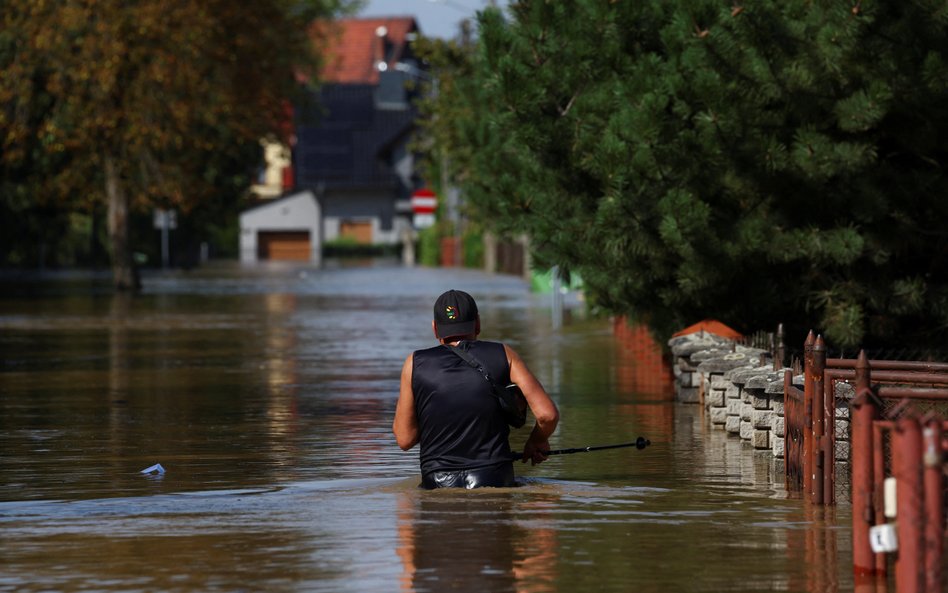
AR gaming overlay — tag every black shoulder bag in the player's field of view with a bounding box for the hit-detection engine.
[447,344,528,428]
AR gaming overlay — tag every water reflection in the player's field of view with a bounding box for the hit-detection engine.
[108,293,131,490]
[395,488,562,593]
[795,505,843,593]
[398,491,518,592]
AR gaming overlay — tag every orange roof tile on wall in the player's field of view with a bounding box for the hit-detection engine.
[671,319,743,340]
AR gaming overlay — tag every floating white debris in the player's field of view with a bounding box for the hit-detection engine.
[140,463,166,475]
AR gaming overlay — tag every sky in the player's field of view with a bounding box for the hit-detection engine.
[357,0,505,39]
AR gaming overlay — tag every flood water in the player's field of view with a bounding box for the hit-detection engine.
[0,261,853,592]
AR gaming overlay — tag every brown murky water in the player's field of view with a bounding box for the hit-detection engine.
[0,261,852,592]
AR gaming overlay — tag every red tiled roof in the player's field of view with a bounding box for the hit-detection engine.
[319,16,419,84]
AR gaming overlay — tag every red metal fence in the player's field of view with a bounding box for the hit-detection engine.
[783,332,841,504]
[784,368,806,494]
[850,354,948,593]
[783,332,948,592]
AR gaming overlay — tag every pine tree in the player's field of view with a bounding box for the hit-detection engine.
[428,0,948,349]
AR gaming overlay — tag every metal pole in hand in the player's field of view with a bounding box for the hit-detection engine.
[513,436,651,459]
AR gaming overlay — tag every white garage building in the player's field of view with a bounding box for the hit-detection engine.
[239,190,321,265]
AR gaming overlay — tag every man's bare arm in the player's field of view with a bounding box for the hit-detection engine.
[393,353,419,450]
[506,344,559,464]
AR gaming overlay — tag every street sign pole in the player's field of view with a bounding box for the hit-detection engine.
[410,189,437,230]
[153,209,178,269]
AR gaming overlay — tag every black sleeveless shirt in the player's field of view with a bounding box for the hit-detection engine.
[412,340,513,476]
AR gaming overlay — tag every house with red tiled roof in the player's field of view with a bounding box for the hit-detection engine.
[243,16,425,261]
[296,16,424,247]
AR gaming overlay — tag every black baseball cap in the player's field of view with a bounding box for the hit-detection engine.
[433,289,479,339]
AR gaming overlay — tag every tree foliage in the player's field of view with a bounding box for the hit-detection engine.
[1,0,353,286]
[421,1,948,349]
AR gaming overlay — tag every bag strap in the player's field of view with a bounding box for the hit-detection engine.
[446,343,500,391]
[447,343,526,428]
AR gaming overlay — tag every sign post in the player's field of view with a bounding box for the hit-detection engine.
[410,189,437,230]
[153,209,178,269]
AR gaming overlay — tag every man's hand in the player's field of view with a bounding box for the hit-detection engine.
[521,435,551,465]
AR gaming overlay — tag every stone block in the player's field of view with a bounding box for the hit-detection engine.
[752,409,774,429]
[726,384,741,399]
[726,398,742,416]
[736,345,768,359]
[835,418,849,439]
[696,372,706,389]
[772,435,785,458]
[677,357,698,372]
[725,416,741,434]
[677,386,700,404]
[834,440,850,462]
[752,429,770,449]
[684,345,730,360]
[765,378,787,394]
[772,415,785,436]
[668,334,728,356]
[724,365,760,383]
[691,348,732,363]
[834,381,855,401]
[706,389,726,408]
[709,406,728,425]
[744,372,777,390]
[771,399,784,415]
[750,393,772,410]
[699,354,756,374]
[680,371,693,387]
[741,402,753,422]
[710,375,730,390]
[835,399,850,420]
[740,420,754,440]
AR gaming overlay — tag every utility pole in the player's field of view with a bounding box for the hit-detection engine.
[395,61,462,266]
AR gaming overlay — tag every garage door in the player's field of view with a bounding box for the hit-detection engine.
[339,221,373,244]
[257,231,311,261]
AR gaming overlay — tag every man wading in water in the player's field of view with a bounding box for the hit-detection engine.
[393,289,559,488]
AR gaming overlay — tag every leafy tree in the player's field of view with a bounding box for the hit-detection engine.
[425,1,948,349]
[1,0,353,288]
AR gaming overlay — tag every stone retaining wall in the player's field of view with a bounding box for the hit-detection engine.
[668,332,854,461]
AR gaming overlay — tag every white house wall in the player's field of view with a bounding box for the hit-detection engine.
[323,215,412,245]
[320,189,398,246]
[239,190,321,264]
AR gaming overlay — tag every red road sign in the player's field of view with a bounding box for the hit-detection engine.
[410,189,437,214]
